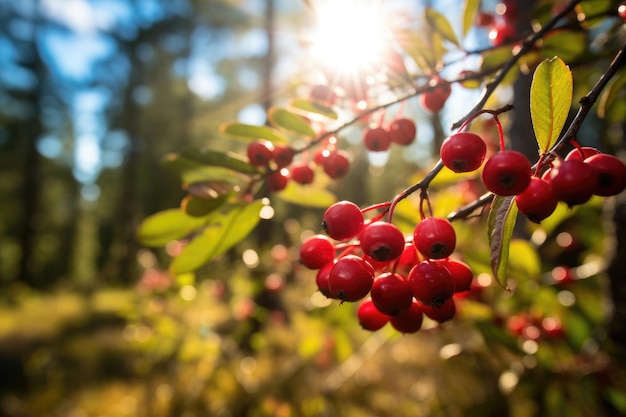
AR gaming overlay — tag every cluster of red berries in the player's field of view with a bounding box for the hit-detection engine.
[439,128,626,223]
[299,200,475,333]
[506,313,565,341]
[475,0,518,46]
[362,117,416,152]
[246,139,353,192]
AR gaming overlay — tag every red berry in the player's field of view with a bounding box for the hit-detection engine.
[299,234,335,269]
[584,153,626,197]
[328,255,375,302]
[440,132,487,172]
[420,77,451,113]
[476,12,495,27]
[548,159,598,206]
[322,200,364,241]
[363,126,392,152]
[482,150,532,196]
[396,244,421,275]
[420,297,456,323]
[290,162,315,184]
[360,222,406,262]
[551,265,575,285]
[408,260,455,307]
[390,300,424,333]
[313,148,329,165]
[515,176,558,223]
[388,118,417,145]
[498,0,518,20]
[357,299,389,331]
[541,317,565,338]
[267,169,289,192]
[489,22,517,46]
[507,314,530,336]
[247,140,274,166]
[440,258,473,293]
[370,272,413,316]
[272,145,294,168]
[323,150,351,179]
[316,261,336,298]
[413,217,456,260]
[620,1,626,20]
[565,146,600,161]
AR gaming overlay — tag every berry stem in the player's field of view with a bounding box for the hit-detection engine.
[388,159,445,223]
[494,115,505,152]
[451,0,583,131]
[456,105,514,132]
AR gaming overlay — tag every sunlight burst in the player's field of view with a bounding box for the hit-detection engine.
[308,0,391,76]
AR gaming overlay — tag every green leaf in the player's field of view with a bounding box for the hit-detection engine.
[178,148,258,174]
[277,181,336,208]
[481,46,513,71]
[487,196,519,289]
[170,201,264,274]
[289,98,338,120]
[137,209,207,247]
[220,122,289,144]
[462,0,480,37]
[599,69,626,121]
[181,194,227,217]
[507,239,541,280]
[530,57,572,154]
[540,31,587,63]
[425,8,459,47]
[268,107,316,137]
[161,153,248,186]
[576,0,613,27]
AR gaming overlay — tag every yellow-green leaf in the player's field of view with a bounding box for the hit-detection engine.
[161,153,248,186]
[462,0,480,37]
[178,148,258,174]
[220,122,289,144]
[277,181,336,208]
[170,201,264,274]
[425,8,459,47]
[530,57,572,154]
[599,69,626,121]
[540,31,587,63]
[137,209,207,247]
[487,196,518,289]
[181,194,227,217]
[290,99,338,120]
[268,107,316,137]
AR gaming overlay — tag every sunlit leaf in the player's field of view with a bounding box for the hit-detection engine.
[170,201,264,274]
[178,148,258,174]
[268,107,316,137]
[576,0,613,28]
[289,99,338,120]
[180,194,228,217]
[462,0,480,37]
[137,209,207,247]
[487,195,518,289]
[220,121,289,144]
[394,29,435,72]
[185,181,234,199]
[161,153,249,186]
[541,31,587,63]
[507,239,541,281]
[530,57,572,154]
[277,181,336,208]
[599,69,626,121]
[481,46,513,71]
[425,8,459,47]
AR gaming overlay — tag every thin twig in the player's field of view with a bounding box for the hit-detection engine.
[451,0,583,131]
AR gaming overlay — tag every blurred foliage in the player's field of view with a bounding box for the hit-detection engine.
[2,0,626,416]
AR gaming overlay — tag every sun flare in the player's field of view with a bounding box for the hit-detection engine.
[308,0,391,76]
